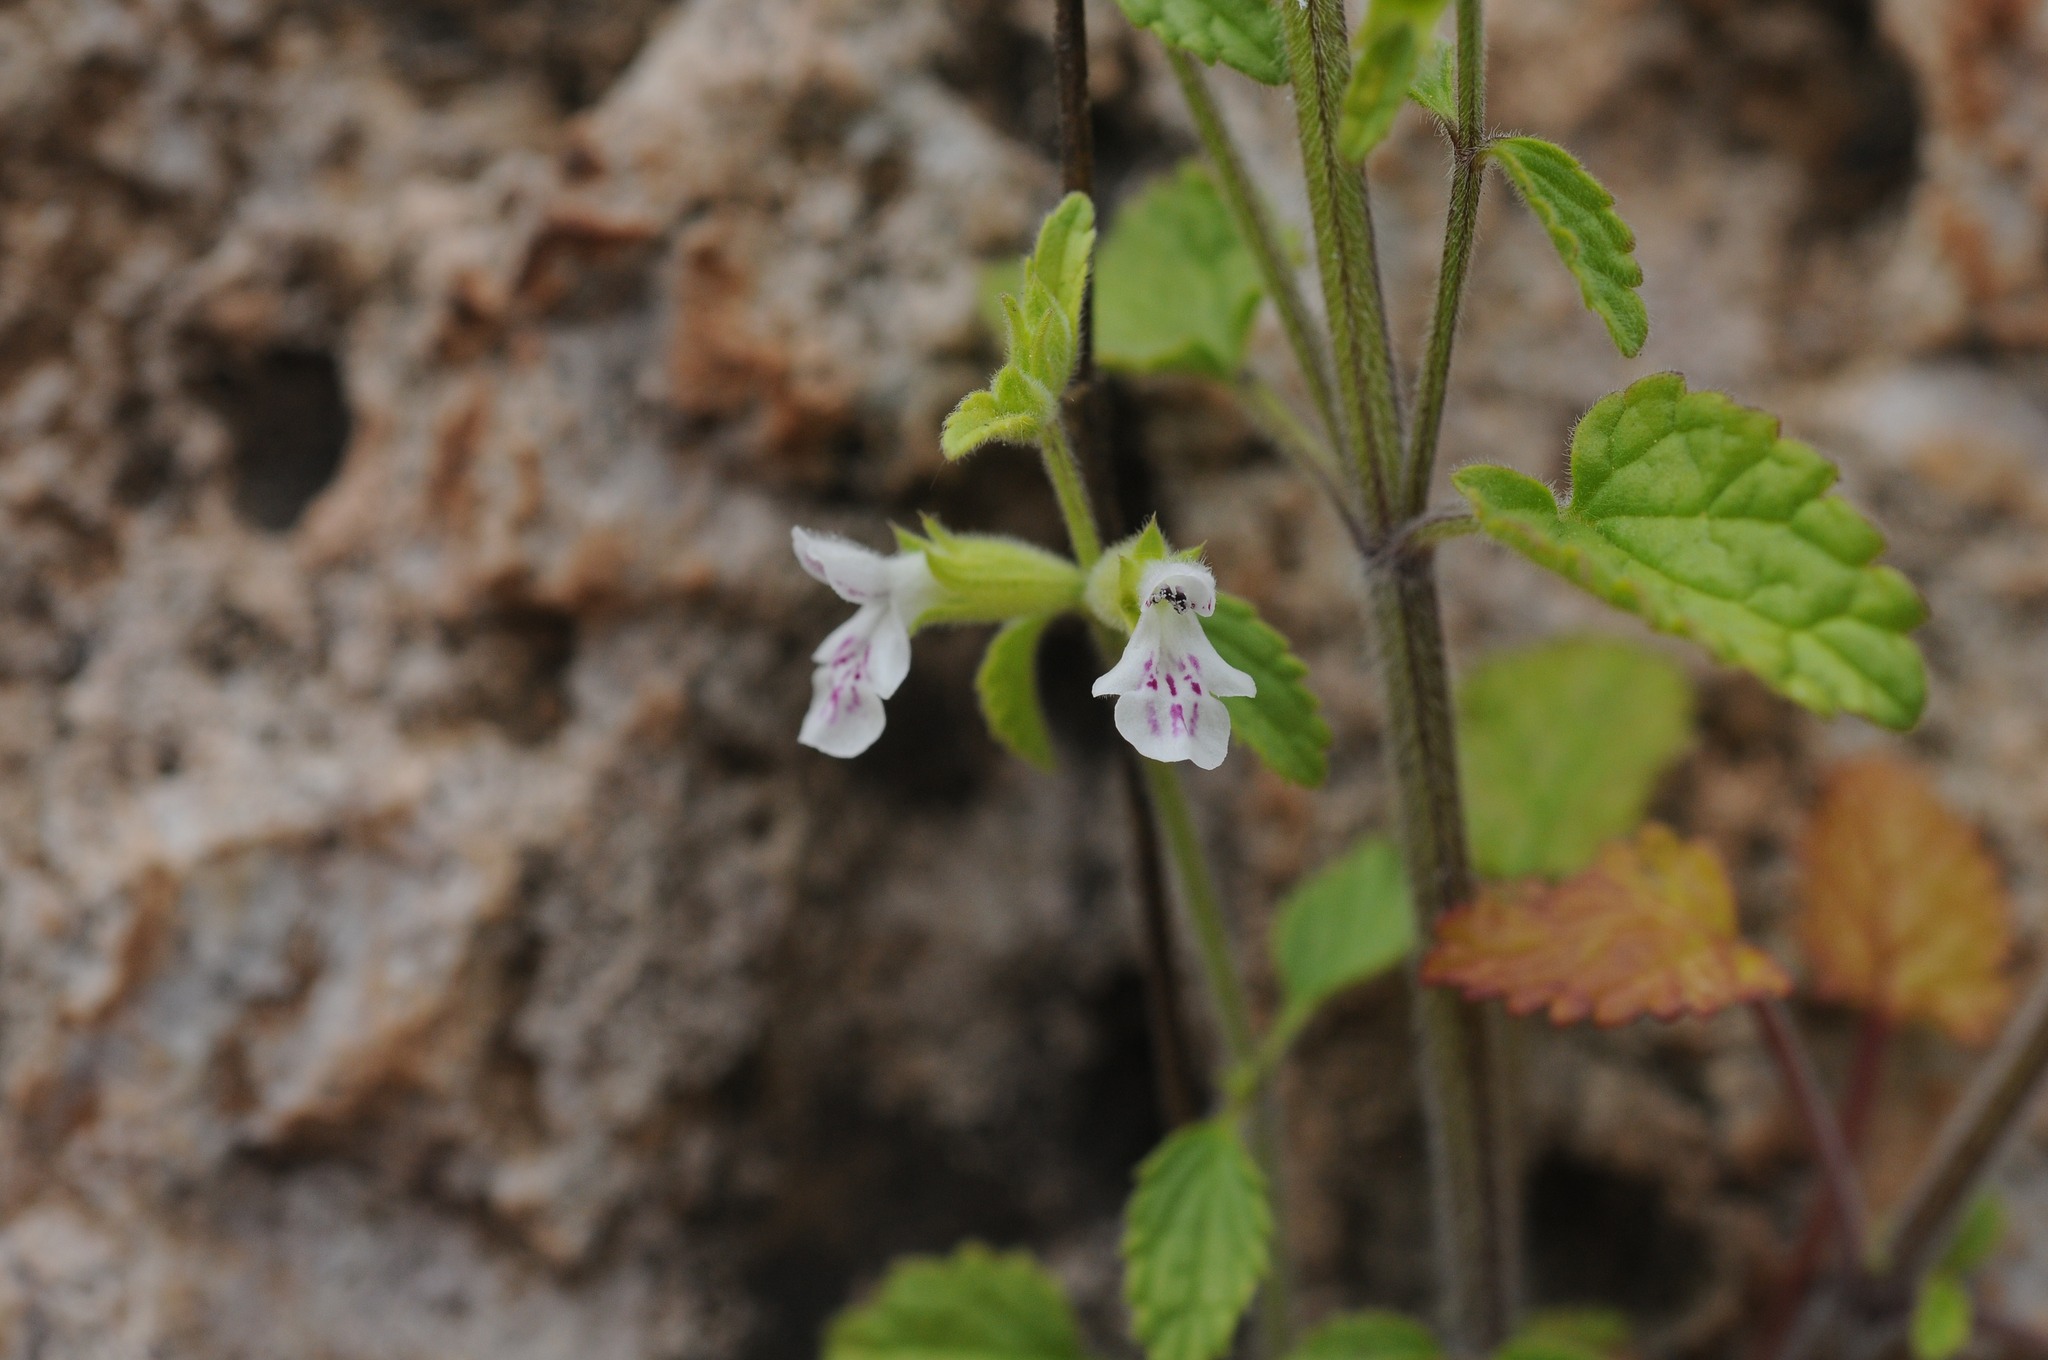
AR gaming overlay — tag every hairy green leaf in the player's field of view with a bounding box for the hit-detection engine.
[1097,164,1266,380]
[1032,193,1097,335]
[1497,1310,1632,1360]
[1123,1119,1273,1360]
[1452,374,1928,731]
[1940,1195,2005,1276]
[1910,1274,1971,1360]
[977,616,1057,772]
[1487,136,1647,357]
[1205,593,1332,787]
[945,196,1096,461]
[1408,42,1455,124]
[1272,837,1415,1040]
[826,1243,1087,1360]
[1284,1311,1440,1360]
[1112,0,1287,85]
[1459,637,1693,879]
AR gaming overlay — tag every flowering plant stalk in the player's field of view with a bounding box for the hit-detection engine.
[798,1,2048,1358]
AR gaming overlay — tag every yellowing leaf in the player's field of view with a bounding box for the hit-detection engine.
[1796,758,2013,1045]
[1422,825,1790,1026]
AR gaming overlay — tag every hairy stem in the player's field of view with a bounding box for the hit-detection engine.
[1400,0,1488,515]
[1883,968,2048,1285]
[1039,420,1105,567]
[1754,999,1870,1258]
[1371,557,1519,1348]
[1167,49,1342,449]
[1274,0,1403,525]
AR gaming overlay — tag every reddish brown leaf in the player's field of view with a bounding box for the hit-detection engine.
[1423,824,1791,1026]
[1797,757,2012,1045]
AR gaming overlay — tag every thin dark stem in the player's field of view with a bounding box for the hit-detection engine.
[1167,50,1342,450]
[1884,966,2048,1285]
[1841,1013,1893,1154]
[1754,999,1870,1257]
[1053,0,1095,378]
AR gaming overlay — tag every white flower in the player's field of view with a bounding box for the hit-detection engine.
[792,527,936,758]
[1092,560,1256,770]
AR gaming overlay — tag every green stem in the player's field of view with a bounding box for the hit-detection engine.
[1400,0,1488,515]
[1370,557,1520,1349]
[1039,419,1104,568]
[1274,0,1404,526]
[1140,755,1295,1349]
[1167,49,1343,451]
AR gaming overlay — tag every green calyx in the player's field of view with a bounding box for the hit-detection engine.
[896,517,1084,627]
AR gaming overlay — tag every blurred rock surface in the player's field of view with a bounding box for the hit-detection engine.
[2,0,2047,1355]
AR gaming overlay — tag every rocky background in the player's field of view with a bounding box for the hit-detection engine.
[2,0,2047,1355]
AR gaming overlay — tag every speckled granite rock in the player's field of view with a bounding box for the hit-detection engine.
[1,0,2046,1356]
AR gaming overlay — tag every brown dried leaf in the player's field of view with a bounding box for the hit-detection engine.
[1797,757,2013,1045]
[1423,824,1791,1026]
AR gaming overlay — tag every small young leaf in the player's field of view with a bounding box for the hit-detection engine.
[1097,164,1266,380]
[1112,0,1288,86]
[826,1243,1088,1360]
[1408,42,1455,124]
[1797,758,2012,1045]
[1498,1310,1632,1360]
[1940,1195,2006,1276]
[1271,837,1416,1039]
[1451,374,1928,731]
[1123,1119,1273,1360]
[1909,1274,1972,1360]
[977,616,1057,772]
[937,385,1040,458]
[1032,193,1097,332]
[1486,137,1647,357]
[1423,824,1791,1027]
[1458,637,1693,880]
[1204,593,1333,787]
[1284,1311,1440,1360]
[1338,25,1421,160]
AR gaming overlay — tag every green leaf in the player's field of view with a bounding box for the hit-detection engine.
[1271,837,1415,1039]
[1458,637,1693,880]
[1486,137,1648,357]
[1112,0,1287,85]
[826,1243,1087,1360]
[977,616,1057,772]
[1940,1195,2006,1276]
[943,383,1046,460]
[1338,0,1450,159]
[1122,1119,1273,1360]
[1451,374,1928,731]
[1097,164,1266,380]
[1497,1310,1631,1360]
[1205,593,1332,787]
[1284,1311,1440,1360]
[1408,42,1455,124]
[1032,193,1096,332]
[1909,1274,1972,1360]
[1339,26,1420,159]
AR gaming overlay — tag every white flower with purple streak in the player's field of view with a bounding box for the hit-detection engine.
[792,527,936,758]
[1092,560,1256,769]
